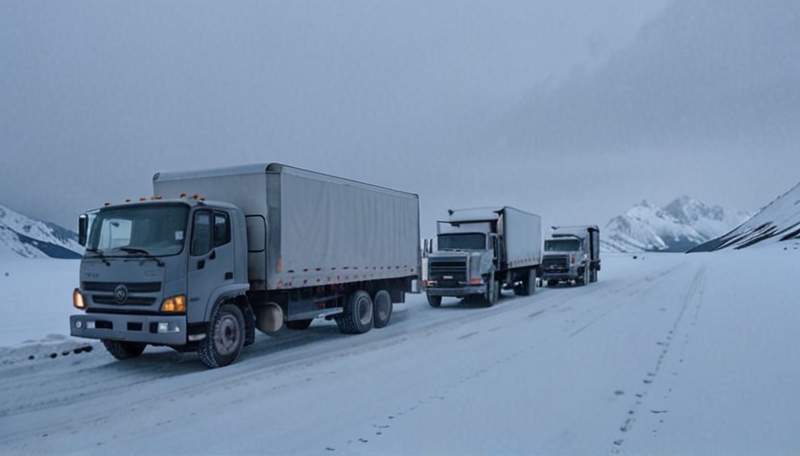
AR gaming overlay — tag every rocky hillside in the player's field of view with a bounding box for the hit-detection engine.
[690,182,800,251]
[0,204,83,259]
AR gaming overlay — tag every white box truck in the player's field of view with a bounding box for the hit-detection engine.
[541,225,600,286]
[70,163,420,367]
[423,207,541,307]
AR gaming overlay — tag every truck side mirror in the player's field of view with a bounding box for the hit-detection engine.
[78,214,88,246]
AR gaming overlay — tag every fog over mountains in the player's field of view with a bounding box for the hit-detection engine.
[0,204,82,259]
[3,178,799,258]
[601,196,751,253]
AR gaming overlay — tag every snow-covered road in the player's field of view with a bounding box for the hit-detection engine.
[1,247,799,455]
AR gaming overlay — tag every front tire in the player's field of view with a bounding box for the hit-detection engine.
[336,290,373,334]
[578,267,589,286]
[485,279,499,307]
[102,340,146,360]
[426,294,442,308]
[199,303,245,368]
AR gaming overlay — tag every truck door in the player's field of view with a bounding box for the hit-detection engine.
[490,234,503,268]
[187,209,236,320]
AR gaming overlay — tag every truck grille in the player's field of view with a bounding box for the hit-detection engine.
[82,282,162,293]
[428,258,467,287]
[542,256,569,273]
[92,295,158,306]
[83,282,161,307]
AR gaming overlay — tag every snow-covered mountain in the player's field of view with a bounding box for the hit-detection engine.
[602,197,751,253]
[690,182,800,251]
[0,204,83,259]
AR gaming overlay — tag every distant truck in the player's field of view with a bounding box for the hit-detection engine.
[70,163,420,368]
[423,207,542,307]
[541,225,600,287]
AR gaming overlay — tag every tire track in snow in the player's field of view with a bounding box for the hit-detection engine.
[611,263,707,453]
[329,342,537,452]
[326,262,693,452]
[566,261,688,339]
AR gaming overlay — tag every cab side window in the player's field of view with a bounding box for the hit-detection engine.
[191,211,213,256]
[214,212,231,247]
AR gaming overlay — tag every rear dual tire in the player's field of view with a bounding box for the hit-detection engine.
[514,269,537,296]
[373,290,392,328]
[336,290,374,334]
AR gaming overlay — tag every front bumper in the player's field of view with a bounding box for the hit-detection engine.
[70,313,187,345]
[425,285,487,297]
[541,271,579,281]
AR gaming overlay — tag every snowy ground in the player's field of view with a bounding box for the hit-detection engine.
[1,246,799,455]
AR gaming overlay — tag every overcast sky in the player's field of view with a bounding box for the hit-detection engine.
[1,0,798,238]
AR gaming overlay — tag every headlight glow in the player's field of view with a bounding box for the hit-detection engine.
[161,295,186,313]
[73,288,86,309]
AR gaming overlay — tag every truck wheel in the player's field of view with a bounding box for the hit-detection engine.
[485,279,499,307]
[198,303,245,368]
[578,268,589,286]
[525,268,537,295]
[336,290,373,334]
[426,294,442,308]
[285,319,313,330]
[547,279,557,287]
[373,290,393,328]
[590,268,598,283]
[102,340,146,360]
[516,269,536,296]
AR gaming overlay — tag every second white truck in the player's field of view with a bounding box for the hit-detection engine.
[541,225,600,286]
[424,207,542,307]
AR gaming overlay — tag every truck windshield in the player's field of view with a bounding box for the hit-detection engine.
[437,233,486,250]
[86,204,190,257]
[545,239,581,252]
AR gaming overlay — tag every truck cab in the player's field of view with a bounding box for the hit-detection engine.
[541,225,600,287]
[70,196,253,367]
[425,226,499,306]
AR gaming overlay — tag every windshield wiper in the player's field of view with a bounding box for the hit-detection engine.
[120,247,165,267]
[85,248,110,266]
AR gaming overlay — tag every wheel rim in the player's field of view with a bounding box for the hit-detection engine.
[214,314,241,356]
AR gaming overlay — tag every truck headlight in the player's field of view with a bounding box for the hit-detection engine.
[161,295,186,313]
[73,288,86,309]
